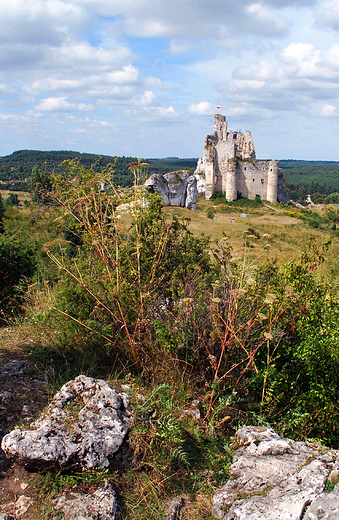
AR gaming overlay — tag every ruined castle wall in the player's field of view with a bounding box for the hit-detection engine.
[225,161,237,201]
[214,114,227,141]
[215,139,235,193]
[236,162,267,200]
[236,161,278,202]
[234,131,256,161]
[267,161,278,203]
[195,114,288,204]
[203,142,216,200]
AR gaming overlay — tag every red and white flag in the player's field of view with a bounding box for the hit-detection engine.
[216,105,220,109]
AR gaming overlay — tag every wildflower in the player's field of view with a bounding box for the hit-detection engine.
[264,293,278,305]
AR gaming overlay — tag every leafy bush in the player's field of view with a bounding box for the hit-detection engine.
[0,233,37,321]
[206,207,215,219]
[47,160,210,365]
[5,192,20,206]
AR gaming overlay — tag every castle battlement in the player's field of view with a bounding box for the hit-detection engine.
[195,114,288,204]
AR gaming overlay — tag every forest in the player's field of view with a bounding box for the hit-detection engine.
[2,150,339,204]
[0,150,197,190]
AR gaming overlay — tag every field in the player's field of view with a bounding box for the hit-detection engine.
[0,189,31,203]
[163,199,339,279]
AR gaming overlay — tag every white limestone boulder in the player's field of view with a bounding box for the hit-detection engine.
[144,170,197,210]
[54,482,120,520]
[213,426,338,520]
[1,375,131,469]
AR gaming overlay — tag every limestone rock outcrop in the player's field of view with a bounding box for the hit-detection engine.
[144,170,197,210]
[54,482,120,520]
[213,426,338,520]
[1,375,131,469]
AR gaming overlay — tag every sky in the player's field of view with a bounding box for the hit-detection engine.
[1,0,339,160]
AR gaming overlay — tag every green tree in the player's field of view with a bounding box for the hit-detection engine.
[0,193,5,233]
[5,192,20,206]
[0,233,36,322]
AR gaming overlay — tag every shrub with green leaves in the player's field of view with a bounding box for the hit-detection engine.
[0,193,5,233]
[0,233,37,321]
[47,160,210,366]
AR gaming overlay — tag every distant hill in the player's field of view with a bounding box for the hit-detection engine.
[2,150,339,203]
[279,159,339,203]
[0,150,198,190]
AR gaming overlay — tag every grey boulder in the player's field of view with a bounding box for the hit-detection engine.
[213,426,338,520]
[1,375,131,469]
[54,482,120,520]
[303,485,339,519]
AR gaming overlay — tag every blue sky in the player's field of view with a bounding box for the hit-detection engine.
[1,0,339,160]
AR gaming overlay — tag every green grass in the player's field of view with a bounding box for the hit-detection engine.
[162,199,339,279]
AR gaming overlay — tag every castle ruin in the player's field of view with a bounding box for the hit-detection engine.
[195,114,288,203]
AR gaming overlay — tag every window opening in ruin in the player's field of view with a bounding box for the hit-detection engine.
[261,179,264,184]
[253,179,255,182]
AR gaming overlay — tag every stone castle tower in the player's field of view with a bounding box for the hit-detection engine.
[195,114,288,204]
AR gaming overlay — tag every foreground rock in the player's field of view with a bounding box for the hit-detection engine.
[54,482,120,520]
[1,375,131,469]
[213,426,338,520]
[163,496,184,520]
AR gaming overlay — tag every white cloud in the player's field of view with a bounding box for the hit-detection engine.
[131,90,157,106]
[0,84,16,95]
[157,106,179,118]
[169,40,192,55]
[70,128,87,133]
[234,60,276,81]
[35,96,95,112]
[246,3,288,34]
[30,78,82,92]
[144,76,167,89]
[125,104,180,121]
[322,103,336,116]
[188,101,213,115]
[0,0,87,45]
[86,0,290,39]
[316,0,339,30]
[50,43,135,71]
[281,43,324,78]
[106,65,139,84]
